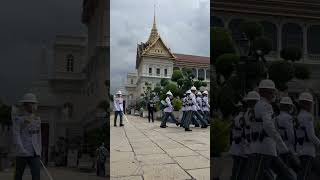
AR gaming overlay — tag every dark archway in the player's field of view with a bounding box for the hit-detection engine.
[261,21,277,51]
[282,23,303,49]
[308,25,320,54]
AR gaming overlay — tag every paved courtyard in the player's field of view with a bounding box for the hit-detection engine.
[110,114,210,180]
[0,167,106,180]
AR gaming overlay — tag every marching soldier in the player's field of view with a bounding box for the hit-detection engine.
[160,91,179,128]
[184,90,193,131]
[296,92,320,179]
[180,93,187,128]
[202,90,210,124]
[276,97,301,174]
[12,93,42,180]
[113,91,124,127]
[249,79,295,180]
[147,93,155,123]
[229,101,247,180]
[190,86,208,128]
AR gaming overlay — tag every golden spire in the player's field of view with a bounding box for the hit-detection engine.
[146,4,159,44]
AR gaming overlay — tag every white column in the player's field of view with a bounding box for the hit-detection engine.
[303,24,308,61]
[204,69,207,81]
[277,22,282,59]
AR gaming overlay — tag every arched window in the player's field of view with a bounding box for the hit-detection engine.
[282,23,303,49]
[198,69,205,80]
[66,54,74,72]
[206,69,210,80]
[131,79,133,84]
[261,21,277,51]
[211,16,224,27]
[308,25,320,54]
[192,68,197,78]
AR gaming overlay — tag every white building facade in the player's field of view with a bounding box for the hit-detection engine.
[125,13,210,108]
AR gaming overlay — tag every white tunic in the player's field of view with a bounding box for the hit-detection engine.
[113,97,124,112]
[276,111,296,153]
[202,96,210,112]
[164,97,173,113]
[196,97,202,111]
[253,97,288,156]
[296,110,320,157]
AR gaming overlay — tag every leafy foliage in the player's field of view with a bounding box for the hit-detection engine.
[268,61,295,90]
[294,63,310,80]
[211,118,232,157]
[171,70,184,82]
[280,46,302,62]
[211,27,236,60]
[160,78,169,87]
[172,98,182,111]
[215,53,240,80]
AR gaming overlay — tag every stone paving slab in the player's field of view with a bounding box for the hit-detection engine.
[174,155,210,170]
[188,168,210,180]
[111,114,210,180]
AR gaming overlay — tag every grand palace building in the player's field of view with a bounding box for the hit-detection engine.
[124,13,210,108]
[211,0,320,117]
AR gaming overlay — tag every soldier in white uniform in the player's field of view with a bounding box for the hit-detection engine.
[184,90,193,131]
[202,90,210,124]
[296,92,320,179]
[113,91,124,127]
[190,86,208,128]
[12,93,42,180]
[249,79,295,180]
[229,101,248,180]
[276,97,301,174]
[160,91,179,128]
[241,91,260,180]
[180,93,187,128]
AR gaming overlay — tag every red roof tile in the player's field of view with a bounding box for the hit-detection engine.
[174,53,210,64]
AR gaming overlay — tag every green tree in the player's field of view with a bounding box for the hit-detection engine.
[160,78,169,87]
[268,61,295,91]
[172,98,182,111]
[280,46,302,62]
[211,27,236,60]
[294,64,310,80]
[215,53,240,80]
[171,70,184,82]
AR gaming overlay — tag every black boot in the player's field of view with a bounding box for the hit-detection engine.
[185,128,192,131]
[120,124,124,127]
[160,125,166,128]
[195,124,200,127]
[201,125,208,128]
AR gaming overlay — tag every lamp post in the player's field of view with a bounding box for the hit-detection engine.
[237,33,250,97]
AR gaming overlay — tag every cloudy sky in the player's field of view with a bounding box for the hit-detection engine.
[0,0,86,104]
[110,0,210,94]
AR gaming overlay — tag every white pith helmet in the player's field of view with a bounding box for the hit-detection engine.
[244,91,260,101]
[299,92,313,103]
[197,92,202,96]
[190,86,197,91]
[236,101,243,106]
[186,90,191,94]
[19,93,38,104]
[203,90,208,95]
[280,97,293,105]
[166,91,173,96]
[258,79,276,90]
[116,91,122,95]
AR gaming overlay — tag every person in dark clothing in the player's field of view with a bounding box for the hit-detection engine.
[147,95,155,123]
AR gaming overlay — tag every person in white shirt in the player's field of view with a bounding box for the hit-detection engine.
[248,79,295,180]
[160,91,179,128]
[190,86,207,128]
[202,90,210,124]
[296,92,320,179]
[113,91,124,127]
[12,93,42,180]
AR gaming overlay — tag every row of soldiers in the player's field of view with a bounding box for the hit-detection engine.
[160,86,210,131]
[229,79,320,180]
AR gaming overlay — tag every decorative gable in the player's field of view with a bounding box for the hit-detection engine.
[142,37,175,59]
